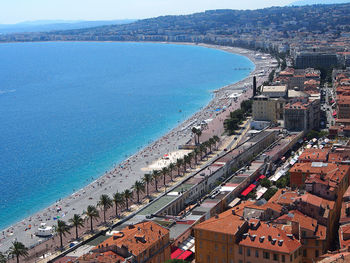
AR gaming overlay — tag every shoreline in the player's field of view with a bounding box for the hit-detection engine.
[0,42,276,252]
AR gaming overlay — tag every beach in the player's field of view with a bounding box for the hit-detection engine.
[0,43,276,255]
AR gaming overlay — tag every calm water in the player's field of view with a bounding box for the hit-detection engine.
[0,42,254,230]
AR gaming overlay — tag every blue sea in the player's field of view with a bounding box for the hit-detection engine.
[0,42,254,230]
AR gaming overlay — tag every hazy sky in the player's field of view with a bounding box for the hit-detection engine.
[0,0,295,24]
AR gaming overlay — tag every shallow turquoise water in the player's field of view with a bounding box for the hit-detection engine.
[0,42,254,230]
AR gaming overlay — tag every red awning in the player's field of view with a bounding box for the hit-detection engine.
[259,175,266,180]
[332,111,337,116]
[171,248,185,259]
[241,185,255,196]
[178,250,193,260]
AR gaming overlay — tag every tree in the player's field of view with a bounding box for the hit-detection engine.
[83,205,99,232]
[161,167,168,186]
[199,144,206,160]
[123,189,133,210]
[208,138,215,153]
[168,163,175,181]
[55,220,71,250]
[260,178,271,188]
[69,214,84,240]
[132,180,145,203]
[152,170,160,191]
[196,129,202,144]
[112,192,124,217]
[192,127,199,145]
[263,188,278,201]
[176,159,183,176]
[143,173,153,197]
[0,252,6,263]
[98,194,113,223]
[213,135,220,150]
[8,241,28,263]
[194,147,200,165]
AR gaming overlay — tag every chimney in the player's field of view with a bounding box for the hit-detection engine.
[253,76,257,97]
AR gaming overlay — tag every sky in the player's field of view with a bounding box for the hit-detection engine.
[0,0,295,24]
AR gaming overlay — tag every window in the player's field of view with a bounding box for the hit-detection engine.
[282,255,285,262]
[303,249,307,257]
[230,260,234,263]
[207,255,211,263]
[290,255,293,262]
[199,241,203,248]
[302,231,306,237]
[255,250,259,258]
[215,244,218,251]
[215,258,218,263]
[222,245,226,252]
[239,260,243,263]
[229,247,233,254]
[239,246,243,255]
[222,234,225,241]
[315,240,319,246]
[294,251,297,259]
[214,233,218,240]
[263,252,270,259]
[315,250,319,258]
[247,248,251,257]
[273,254,279,261]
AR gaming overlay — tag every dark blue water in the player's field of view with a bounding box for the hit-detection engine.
[0,42,254,230]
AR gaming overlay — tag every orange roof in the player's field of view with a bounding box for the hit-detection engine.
[78,251,125,263]
[194,209,247,235]
[295,193,335,210]
[298,149,329,162]
[239,222,301,254]
[268,189,299,206]
[275,210,326,240]
[95,221,169,257]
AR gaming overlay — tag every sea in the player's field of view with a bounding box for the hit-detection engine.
[0,42,254,230]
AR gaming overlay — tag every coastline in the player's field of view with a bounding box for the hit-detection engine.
[0,42,276,253]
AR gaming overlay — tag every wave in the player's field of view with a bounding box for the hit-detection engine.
[0,89,16,95]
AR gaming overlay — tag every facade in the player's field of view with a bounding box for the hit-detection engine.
[252,95,285,123]
[194,210,302,263]
[284,99,320,132]
[78,222,170,263]
[295,52,338,69]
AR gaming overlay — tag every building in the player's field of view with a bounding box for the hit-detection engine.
[194,209,302,263]
[78,221,170,263]
[295,52,338,69]
[284,98,320,132]
[260,85,288,98]
[194,210,248,263]
[252,95,285,123]
[337,95,350,119]
[298,148,330,163]
[274,210,327,263]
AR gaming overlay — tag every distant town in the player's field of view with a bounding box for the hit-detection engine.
[3,2,350,263]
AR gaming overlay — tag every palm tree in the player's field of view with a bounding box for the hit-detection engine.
[83,205,99,232]
[55,220,71,250]
[209,138,215,153]
[152,170,160,192]
[199,144,205,160]
[123,189,133,210]
[161,167,168,186]
[194,147,200,165]
[112,192,124,217]
[176,159,183,177]
[213,135,220,150]
[203,141,209,159]
[69,214,84,240]
[196,129,202,144]
[168,163,175,181]
[0,252,6,263]
[187,152,193,169]
[191,127,198,145]
[98,194,113,223]
[132,180,145,203]
[143,173,153,197]
[8,241,28,263]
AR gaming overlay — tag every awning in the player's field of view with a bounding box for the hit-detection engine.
[241,184,256,196]
[178,251,193,260]
[171,248,185,259]
[258,175,266,180]
[333,111,337,116]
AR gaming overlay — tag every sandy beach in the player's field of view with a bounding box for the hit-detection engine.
[0,43,276,254]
